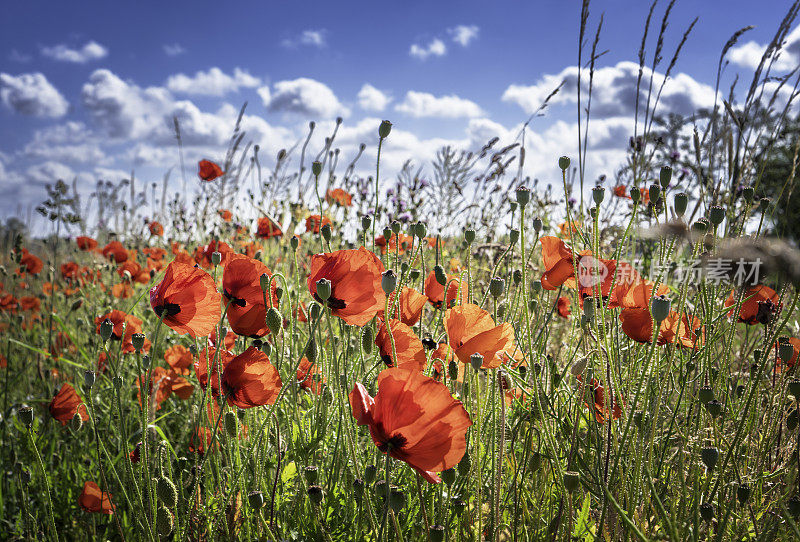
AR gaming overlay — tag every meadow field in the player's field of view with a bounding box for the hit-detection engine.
[4,1,800,541]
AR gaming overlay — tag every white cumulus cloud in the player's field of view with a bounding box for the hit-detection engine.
[0,72,69,117]
[281,29,327,49]
[265,77,349,118]
[165,67,261,96]
[357,84,391,112]
[395,90,483,118]
[728,25,800,72]
[449,25,479,47]
[41,41,108,63]
[409,39,447,60]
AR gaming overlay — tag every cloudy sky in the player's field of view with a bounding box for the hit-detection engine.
[1,0,798,227]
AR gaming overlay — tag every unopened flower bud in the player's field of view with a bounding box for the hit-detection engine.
[674,192,688,216]
[470,352,483,371]
[441,468,456,485]
[390,220,400,234]
[381,270,397,296]
[388,488,405,513]
[448,360,458,380]
[361,327,373,355]
[308,303,321,321]
[312,161,322,177]
[409,268,420,281]
[156,505,174,536]
[84,370,96,390]
[211,251,222,266]
[532,218,543,232]
[659,166,672,188]
[558,156,571,170]
[290,236,300,251]
[224,411,238,438]
[650,295,671,323]
[265,308,282,335]
[379,120,392,139]
[321,223,332,242]
[71,412,83,431]
[489,277,505,299]
[433,265,447,286]
[592,187,605,206]
[157,476,178,508]
[582,297,595,321]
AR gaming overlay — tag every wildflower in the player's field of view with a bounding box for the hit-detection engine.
[149,221,164,236]
[576,375,623,423]
[19,249,43,275]
[222,347,282,408]
[557,296,571,318]
[381,287,427,326]
[724,285,781,325]
[375,319,427,371]
[305,215,332,234]
[94,310,150,354]
[307,247,385,326]
[619,308,703,348]
[297,357,324,394]
[349,367,472,483]
[137,366,193,410]
[193,240,233,268]
[102,241,129,264]
[445,304,517,369]
[223,254,277,337]
[76,236,98,251]
[326,188,353,207]
[256,216,283,239]
[60,262,80,281]
[164,344,193,375]
[198,159,224,181]
[195,347,234,394]
[150,260,222,337]
[218,209,233,222]
[49,383,89,426]
[79,482,115,514]
[424,271,468,309]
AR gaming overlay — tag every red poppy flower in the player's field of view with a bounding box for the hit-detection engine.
[776,337,800,371]
[218,209,232,222]
[305,214,332,234]
[198,159,224,181]
[256,216,283,239]
[207,329,237,350]
[164,344,193,375]
[76,236,98,251]
[349,367,472,483]
[193,240,234,268]
[19,249,43,275]
[61,262,80,281]
[376,233,415,255]
[102,241,129,264]
[381,287,427,326]
[111,283,134,299]
[137,366,193,410]
[0,294,18,312]
[724,285,781,325]
[79,481,115,514]
[49,383,89,426]
[94,310,150,354]
[576,375,623,423]
[375,319,427,371]
[223,254,277,337]
[445,303,517,368]
[307,247,385,326]
[424,271,468,309]
[326,188,353,206]
[19,296,40,312]
[149,221,164,236]
[195,347,235,395]
[297,357,324,394]
[613,185,628,198]
[221,347,282,408]
[619,308,703,348]
[558,221,580,238]
[117,261,150,284]
[557,296,571,318]
[150,260,222,337]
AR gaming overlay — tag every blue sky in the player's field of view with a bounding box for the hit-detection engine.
[1,0,798,227]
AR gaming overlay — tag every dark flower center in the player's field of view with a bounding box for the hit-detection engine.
[381,354,394,367]
[224,290,247,308]
[756,299,777,325]
[154,303,181,317]
[378,433,408,452]
[313,292,346,311]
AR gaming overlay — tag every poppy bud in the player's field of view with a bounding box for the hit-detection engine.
[704,400,723,419]
[248,491,264,509]
[309,303,321,321]
[452,498,467,515]
[630,187,641,203]
[741,186,755,203]
[260,341,272,356]
[513,269,522,285]
[674,192,688,216]
[570,356,588,377]
[364,464,377,484]
[659,166,672,188]
[389,220,400,234]
[788,498,800,518]
[429,525,445,542]
[563,471,579,493]
[400,262,409,277]
[113,376,123,390]
[70,412,83,431]
[18,406,33,428]
[304,465,319,484]
[211,251,222,266]
[582,297,595,321]
[290,236,300,251]
[361,327,373,355]
[157,476,178,508]
[315,278,332,302]
[708,205,725,226]
[779,339,795,363]
[509,229,520,244]
[265,308,282,336]
[649,184,661,202]
[650,295,670,323]
[698,387,714,404]
[448,360,458,381]
[531,280,542,292]
[388,488,405,513]
[497,303,506,319]
[274,286,283,303]
[70,299,83,312]
[470,352,484,371]
[383,228,393,243]
[489,277,505,299]
[312,161,322,177]
[592,187,605,206]
[100,318,114,341]
[737,483,751,505]
[321,223,332,242]
[532,217,543,233]
[352,479,364,501]
[131,333,146,352]
[413,222,427,238]
[433,265,447,286]
[381,270,397,296]
[379,120,392,139]
[361,215,372,231]
[156,505,174,536]
[528,299,538,313]
[558,156,570,170]
[305,339,318,363]
[441,468,456,486]
[701,447,718,471]
[308,485,324,505]
[699,503,714,522]
[224,411,238,438]
[409,268,420,281]
[458,452,470,476]
[464,229,475,244]
[84,370,96,390]
[515,187,530,207]
[789,380,800,399]
[692,218,709,233]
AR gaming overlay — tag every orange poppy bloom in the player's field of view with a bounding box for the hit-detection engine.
[326,188,353,207]
[431,342,456,365]
[776,337,800,371]
[195,347,235,395]
[164,344,193,375]
[223,254,277,337]
[375,319,427,371]
[424,271,468,309]
[49,383,89,425]
[381,287,427,326]
[613,185,628,198]
[558,221,580,238]
[94,310,150,354]
[619,308,704,348]
[305,214,332,234]
[222,347,282,408]
[19,249,43,275]
[61,262,80,281]
[349,367,472,483]
[297,357,324,394]
[149,221,164,236]
[576,375,623,423]
[307,247,385,326]
[102,241,129,264]
[444,303,517,368]
[0,294,18,312]
[79,481,115,514]
[193,240,233,268]
[198,159,224,181]
[150,260,221,337]
[724,285,781,325]
[557,296,571,318]
[256,216,283,239]
[218,209,233,221]
[375,233,415,255]
[118,261,150,284]
[76,236,98,251]
[19,296,40,312]
[540,236,577,290]
[137,366,193,410]
[207,329,237,350]
[111,282,134,299]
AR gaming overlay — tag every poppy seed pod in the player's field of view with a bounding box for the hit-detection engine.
[381,270,397,296]
[100,318,114,341]
[409,268,420,281]
[157,476,178,508]
[509,229,520,245]
[448,360,458,380]
[312,161,322,177]
[674,192,688,216]
[659,166,672,188]
[383,227,393,241]
[156,505,174,536]
[558,156,571,170]
[737,483,751,505]
[433,265,447,286]
[589,207,598,219]
[592,187,605,206]
[464,229,475,244]
[361,215,372,231]
[563,471,580,493]
[266,308,282,335]
[489,277,505,299]
[362,327,374,355]
[515,187,531,207]
[390,221,401,234]
[458,452,471,476]
[788,380,800,399]
[307,485,324,504]
[708,205,725,226]
[779,339,795,363]
[452,498,467,515]
[630,187,641,203]
[704,400,723,418]
[84,370,96,390]
[70,412,83,432]
[290,236,300,250]
[379,120,392,139]
[248,491,265,509]
[532,218,543,232]
[470,352,484,371]
[304,465,319,484]
[321,224,332,242]
[701,446,719,471]
[413,222,427,238]
[364,464,377,484]
[699,503,714,522]
[429,525,445,542]
[388,488,405,513]
[131,333,146,352]
[698,387,715,404]
[315,278,332,301]
[441,467,456,485]
[692,218,709,233]
[649,184,661,202]
[650,295,671,323]
[224,411,238,438]
[211,251,222,266]
[513,269,522,285]
[741,186,755,203]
